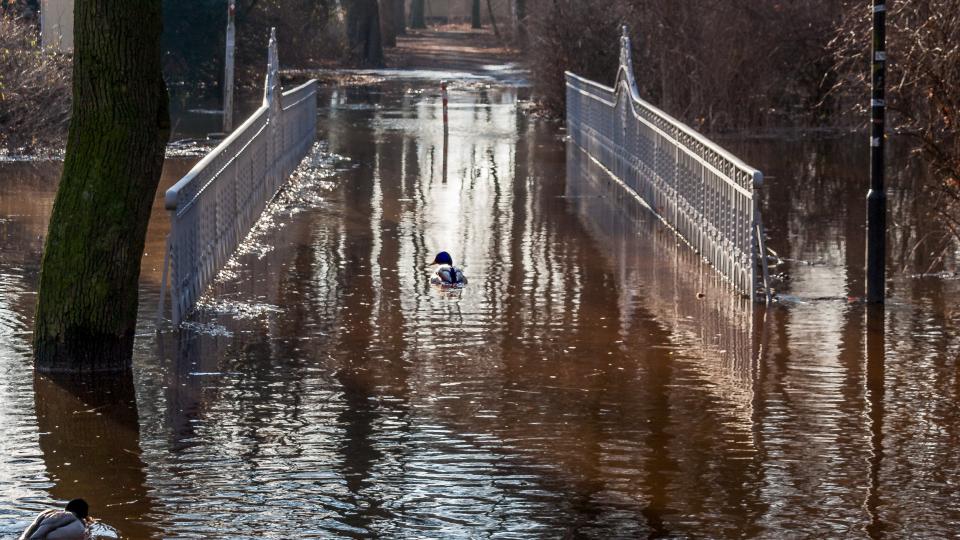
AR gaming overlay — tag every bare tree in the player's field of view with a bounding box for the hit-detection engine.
[486,0,500,37]
[472,0,481,28]
[0,12,71,151]
[512,0,526,45]
[832,0,960,243]
[380,0,397,47]
[394,0,406,35]
[410,0,425,28]
[526,0,838,131]
[346,0,385,66]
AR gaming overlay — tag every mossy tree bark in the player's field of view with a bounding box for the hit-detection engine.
[346,0,385,67]
[33,0,170,373]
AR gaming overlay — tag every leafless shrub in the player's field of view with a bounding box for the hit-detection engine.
[831,0,960,244]
[0,12,71,151]
[235,0,348,91]
[524,1,619,116]
[525,0,840,133]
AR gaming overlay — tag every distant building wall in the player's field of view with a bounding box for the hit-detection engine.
[40,0,73,52]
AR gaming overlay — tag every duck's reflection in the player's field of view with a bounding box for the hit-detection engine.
[34,372,157,538]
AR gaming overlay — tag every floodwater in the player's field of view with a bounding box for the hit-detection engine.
[2,74,960,538]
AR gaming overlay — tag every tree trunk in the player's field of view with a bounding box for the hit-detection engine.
[471,0,482,28]
[486,0,499,37]
[393,0,406,35]
[379,0,397,47]
[512,0,526,46]
[33,0,170,373]
[410,0,425,29]
[346,0,385,66]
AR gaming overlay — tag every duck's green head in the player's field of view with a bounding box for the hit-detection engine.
[433,251,454,265]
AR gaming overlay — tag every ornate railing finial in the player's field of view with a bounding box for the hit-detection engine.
[617,24,638,97]
[264,27,281,107]
[269,27,279,69]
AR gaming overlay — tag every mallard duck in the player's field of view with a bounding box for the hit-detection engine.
[20,499,90,540]
[431,251,467,286]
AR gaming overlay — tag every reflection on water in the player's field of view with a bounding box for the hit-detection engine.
[2,78,960,537]
[33,374,156,538]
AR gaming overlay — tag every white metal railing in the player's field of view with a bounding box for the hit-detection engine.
[565,26,770,302]
[160,28,318,324]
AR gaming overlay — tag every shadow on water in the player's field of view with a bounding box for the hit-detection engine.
[565,137,765,536]
[33,373,157,538]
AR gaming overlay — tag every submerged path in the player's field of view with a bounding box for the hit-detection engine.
[386,24,517,72]
[1,26,960,539]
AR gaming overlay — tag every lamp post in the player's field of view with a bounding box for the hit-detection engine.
[866,0,887,303]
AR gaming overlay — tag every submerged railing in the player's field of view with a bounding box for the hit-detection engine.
[567,143,761,409]
[160,29,318,324]
[565,26,770,302]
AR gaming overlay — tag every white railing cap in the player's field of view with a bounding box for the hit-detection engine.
[165,105,269,211]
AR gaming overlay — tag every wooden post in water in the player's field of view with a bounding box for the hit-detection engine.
[223,0,236,133]
[441,81,448,183]
[866,0,887,303]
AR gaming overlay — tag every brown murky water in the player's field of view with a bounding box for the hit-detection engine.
[2,74,960,538]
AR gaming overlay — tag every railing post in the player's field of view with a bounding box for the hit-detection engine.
[158,233,171,326]
[264,27,281,110]
[441,80,449,126]
[170,220,181,325]
[618,25,639,99]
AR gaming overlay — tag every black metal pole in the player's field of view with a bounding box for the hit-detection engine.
[866,0,887,303]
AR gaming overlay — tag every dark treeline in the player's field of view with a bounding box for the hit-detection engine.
[520,0,960,242]
[832,0,960,245]
[163,0,401,93]
[524,0,840,132]
[163,0,439,91]
[163,0,347,96]
[0,0,399,149]
[4,0,956,203]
